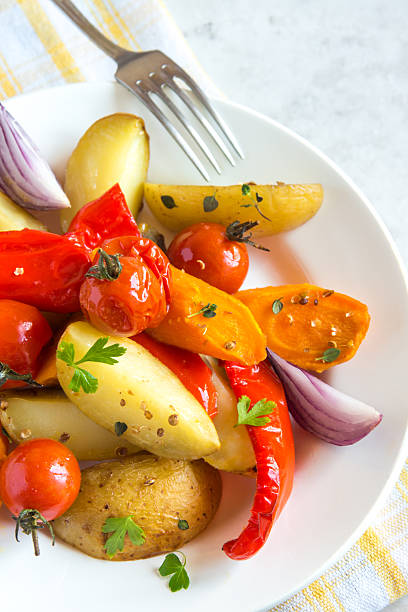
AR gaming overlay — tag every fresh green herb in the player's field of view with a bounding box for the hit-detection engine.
[235,395,275,427]
[240,184,272,221]
[115,421,128,436]
[225,220,270,252]
[159,552,190,592]
[177,519,189,530]
[161,195,177,209]
[0,361,42,390]
[203,193,219,212]
[186,303,217,319]
[85,249,122,281]
[315,347,341,363]
[102,516,145,559]
[57,338,127,394]
[272,298,284,314]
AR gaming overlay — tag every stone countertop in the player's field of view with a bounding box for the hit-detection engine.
[165,1,408,611]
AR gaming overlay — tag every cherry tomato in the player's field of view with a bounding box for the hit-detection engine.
[0,300,52,389]
[168,222,249,293]
[0,438,80,521]
[79,235,171,337]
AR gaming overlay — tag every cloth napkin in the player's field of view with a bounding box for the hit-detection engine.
[1,2,407,611]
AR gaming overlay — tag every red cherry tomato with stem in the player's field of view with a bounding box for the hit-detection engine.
[0,439,81,555]
[168,222,255,293]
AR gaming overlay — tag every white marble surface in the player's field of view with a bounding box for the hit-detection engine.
[165,1,408,611]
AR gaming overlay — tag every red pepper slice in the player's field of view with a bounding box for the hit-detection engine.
[223,359,295,560]
[0,229,91,313]
[134,333,218,418]
[67,184,140,251]
[101,235,172,310]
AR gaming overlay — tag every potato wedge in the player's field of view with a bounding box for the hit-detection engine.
[61,114,149,231]
[57,322,220,459]
[0,189,46,231]
[205,361,256,474]
[144,182,323,236]
[0,390,140,460]
[53,453,222,560]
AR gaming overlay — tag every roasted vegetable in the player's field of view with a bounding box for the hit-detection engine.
[53,453,222,560]
[56,321,220,459]
[205,361,255,474]
[0,190,46,231]
[62,113,149,231]
[0,390,141,460]
[237,284,370,372]
[148,266,266,366]
[144,182,323,236]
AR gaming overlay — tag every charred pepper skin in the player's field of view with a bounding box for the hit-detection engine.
[223,359,295,560]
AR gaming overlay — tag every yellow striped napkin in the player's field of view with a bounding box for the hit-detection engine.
[1,2,407,611]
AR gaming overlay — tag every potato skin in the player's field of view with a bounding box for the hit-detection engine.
[53,453,222,560]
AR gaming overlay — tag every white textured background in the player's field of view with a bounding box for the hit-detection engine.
[165,1,408,610]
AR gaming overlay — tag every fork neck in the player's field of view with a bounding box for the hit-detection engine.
[51,0,129,62]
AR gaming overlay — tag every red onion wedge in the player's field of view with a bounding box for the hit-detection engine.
[0,103,69,210]
[266,349,382,445]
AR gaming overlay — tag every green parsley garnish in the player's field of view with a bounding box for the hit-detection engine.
[57,337,127,394]
[235,395,275,427]
[272,298,283,314]
[0,361,42,389]
[102,516,145,559]
[85,249,122,281]
[315,347,341,363]
[177,519,189,530]
[240,184,271,221]
[161,195,177,209]
[186,303,217,319]
[159,552,190,592]
[114,421,128,436]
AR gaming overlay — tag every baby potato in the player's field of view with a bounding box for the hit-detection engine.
[0,189,46,231]
[56,322,220,460]
[61,113,149,231]
[205,361,256,474]
[53,453,222,560]
[0,390,140,460]
[144,182,323,236]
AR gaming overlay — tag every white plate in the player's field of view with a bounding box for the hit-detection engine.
[1,82,408,612]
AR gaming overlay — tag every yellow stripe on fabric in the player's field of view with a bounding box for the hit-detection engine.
[0,67,17,98]
[308,579,337,611]
[303,588,321,611]
[90,0,141,50]
[105,0,142,50]
[396,481,408,504]
[0,52,22,94]
[399,464,408,491]
[17,0,84,83]
[358,527,408,602]
[321,575,346,611]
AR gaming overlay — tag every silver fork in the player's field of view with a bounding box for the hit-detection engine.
[51,0,244,180]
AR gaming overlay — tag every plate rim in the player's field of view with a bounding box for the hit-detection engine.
[5,80,408,610]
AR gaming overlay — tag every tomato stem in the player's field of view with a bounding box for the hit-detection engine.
[14,508,55,556]
[32,528,40,557]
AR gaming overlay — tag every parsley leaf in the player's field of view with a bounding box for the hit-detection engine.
[159,552,190,592]
[235,395,275,427]
[57,338,127,394]
[186,303,217,319]
[315,347,341,363]
[102,516,145,559]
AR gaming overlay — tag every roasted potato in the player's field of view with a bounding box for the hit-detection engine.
[0,390,140,460]
[0,189,46,231]
[144,182,323,236]
[205,361,256,474]
[56,322,220,459]
[53,453,222,560]
[61,113,149,231]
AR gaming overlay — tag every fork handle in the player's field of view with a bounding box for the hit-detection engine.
[51,0,126,61]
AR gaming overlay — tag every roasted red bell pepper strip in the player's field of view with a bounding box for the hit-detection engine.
[0,299,52,389]
[0,229,91,312]
[134,333,218,418]
[67,184,140,251]
[223,359,295,560]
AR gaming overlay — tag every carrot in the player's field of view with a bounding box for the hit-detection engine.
[237,284,370,372]
[148,266,266,365]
